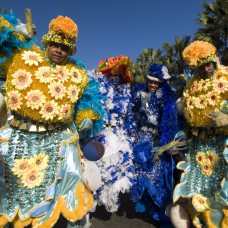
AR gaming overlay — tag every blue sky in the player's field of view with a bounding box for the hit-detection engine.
[2,0,213,70]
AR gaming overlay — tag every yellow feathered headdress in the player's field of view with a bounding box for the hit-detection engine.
[41,16,78,55]
[183,41,218,69]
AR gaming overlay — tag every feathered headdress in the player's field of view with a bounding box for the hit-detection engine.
[182,41,218,69]
[147,63,171,82]
[41,16,78,55]
[97,55,132,83]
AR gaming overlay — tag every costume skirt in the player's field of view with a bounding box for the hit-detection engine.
[173,134,228,227]
[0,126,93,227]
[130,132,175,222]
[93,127,135,212]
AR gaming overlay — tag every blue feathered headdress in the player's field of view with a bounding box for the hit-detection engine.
[147,63,171,82]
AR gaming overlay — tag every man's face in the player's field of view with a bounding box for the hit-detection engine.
[108,73,122,88]
[197,61,215,79]
[47,42,70,65]
[147,80,160,93]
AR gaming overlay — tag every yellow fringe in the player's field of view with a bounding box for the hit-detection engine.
[221,209,228,228]
[32,181,93,228]
[201,211,216,228]
[0,215,8,228]
[75,109,99,127]
[12,217,32,228]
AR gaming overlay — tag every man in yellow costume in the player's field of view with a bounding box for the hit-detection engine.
[0,10,105,228]
[172,41,228,228]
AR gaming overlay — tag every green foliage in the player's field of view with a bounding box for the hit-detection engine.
[194,0,228,64]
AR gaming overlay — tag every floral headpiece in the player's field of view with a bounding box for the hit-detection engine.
[182,41,218,69]
[147,63,171,82]
[97,55,132,83]
[41,16,78,55]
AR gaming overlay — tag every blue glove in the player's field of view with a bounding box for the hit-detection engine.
[79,118,93,131]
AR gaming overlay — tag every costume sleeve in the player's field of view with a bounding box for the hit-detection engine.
[74,75,106,137]
[0,10,35,77]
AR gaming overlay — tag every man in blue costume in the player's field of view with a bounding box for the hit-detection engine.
[130,63,181,228]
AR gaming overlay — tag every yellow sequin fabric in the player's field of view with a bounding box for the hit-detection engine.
[183,68,228,127]
[6,45,88,124]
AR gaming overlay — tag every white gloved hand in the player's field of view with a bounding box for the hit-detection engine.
[15,21,36,37]
[208,111,228,127]
[79,118,93,131]
[82,160,102,191]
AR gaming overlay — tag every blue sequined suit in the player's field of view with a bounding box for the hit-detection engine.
[130,83,179,223]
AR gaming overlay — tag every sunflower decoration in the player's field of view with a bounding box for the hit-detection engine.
[195,151,205,166]
[205,150,219,166]
[25,89,46,110]
[11,153,49,189]
[21,50,43,66]
[12,158,31,177]
[21,170,43,189]
[7,90,22,111]
[30,153,49,172]
[35,66,55,84]
[192,194,210,212]
[11,69,32,90]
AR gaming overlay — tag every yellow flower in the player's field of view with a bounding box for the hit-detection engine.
[25,89,46,110]
[35,66,55,84]
[186,96,195,110]
[39,100,59,121]
[21,170,43,189]
[30,154,49,172]
[7,90,22,111]
[201,161,213,176]
[12,158,31,177]
[21,50,43,66]
[197,79,211,92]
[195,151,205,166]
[12,69,32,90]
[212,78,228,94]
[191,81,199,92]
[68,85,80,103]
[70,67,83,84]
[51,65,70,82]
[59,104,72,120]
[195,95,207,109]
[206,92,220,106]
[205,150,219,166]
[48,82,66,100]
[192,194,210,212]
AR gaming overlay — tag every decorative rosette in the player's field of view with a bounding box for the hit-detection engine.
[6,46,88,123]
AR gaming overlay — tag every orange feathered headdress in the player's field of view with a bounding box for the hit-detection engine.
[41,16,78,55]
[97,55,132,83]
[182,41,218,69]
